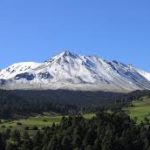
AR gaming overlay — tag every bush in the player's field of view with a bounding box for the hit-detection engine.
[1,125,6,128]
[32,126,38,130]
[16,122,22,126]
[43,119,48,122]
[24,126,29,130]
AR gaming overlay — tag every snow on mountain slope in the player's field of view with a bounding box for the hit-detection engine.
[136,69,150,81]
[0,62,41,79]
[0,51,150,92]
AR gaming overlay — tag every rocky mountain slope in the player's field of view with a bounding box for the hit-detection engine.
[0,51,150,92]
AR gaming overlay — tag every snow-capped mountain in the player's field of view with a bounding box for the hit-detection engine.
[0,51,150,92]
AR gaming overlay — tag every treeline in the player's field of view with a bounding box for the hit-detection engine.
[0,89,150,119]
[1,112,150,150]
[0,90,78,119]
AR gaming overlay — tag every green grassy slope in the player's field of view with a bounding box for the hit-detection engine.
[126,96,150,123]
[0,113,95,131]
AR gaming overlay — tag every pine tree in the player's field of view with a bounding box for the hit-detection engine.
[61,135,72,150]
[72,134,82,148]
[47,136,61,150]
[32,130,43,149]
[11,129,21,143]
[0,133,5,150]
[6,142,17,150]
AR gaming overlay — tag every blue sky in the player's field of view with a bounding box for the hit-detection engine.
[0,0,150,71]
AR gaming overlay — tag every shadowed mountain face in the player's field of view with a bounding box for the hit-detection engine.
[0,51,150,92]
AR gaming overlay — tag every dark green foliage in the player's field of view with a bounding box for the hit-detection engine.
[0,89,149,120]
[0,112,150,150]
[0,89,150,149]
[0,133,5,150]
[11,130,21,143]
[0,89,150,119]
[0,90,79,119]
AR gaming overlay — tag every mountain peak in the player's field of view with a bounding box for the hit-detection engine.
[61,50,72,55]
[0,51,150,92]
[45,50,79,63]
[59,50,78,58]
